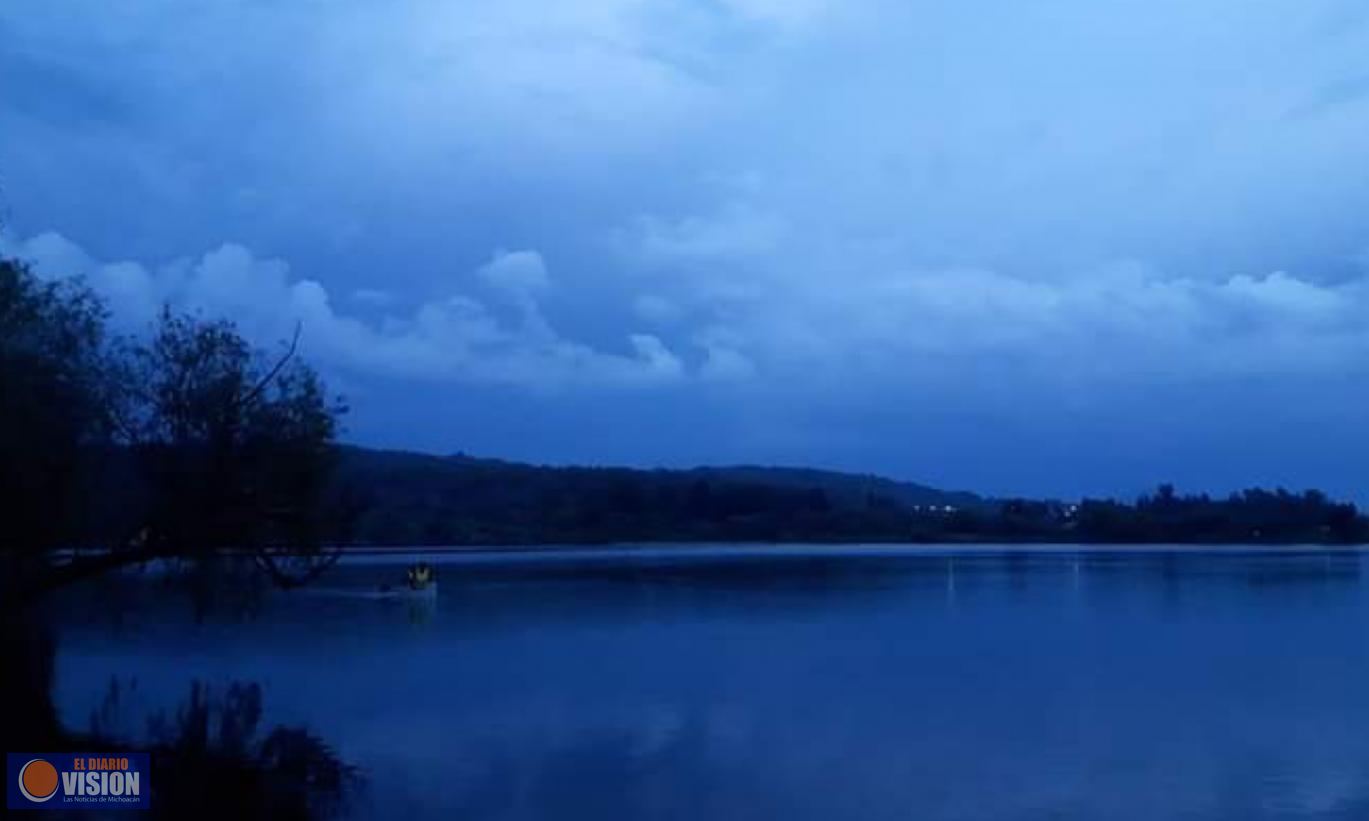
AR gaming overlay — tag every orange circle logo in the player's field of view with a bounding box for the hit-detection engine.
[18,758,59,802]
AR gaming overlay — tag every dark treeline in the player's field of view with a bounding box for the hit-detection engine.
[993,484,1367,544]
[54,437,1369,549]
[323,448,984,545]
[322,451,1369,546]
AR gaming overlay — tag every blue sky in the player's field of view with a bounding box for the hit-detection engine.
[4,0,1369,500]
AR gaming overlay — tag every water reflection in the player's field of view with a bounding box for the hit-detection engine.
[47,547,1369,819]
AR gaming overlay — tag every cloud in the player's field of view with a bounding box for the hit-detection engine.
[0,231,687,391]
[627,202,788,263]
[695,329,757,382]
[477,249,550,296]
[743,262,1369,383]
[615,218,1369,389]
[8,0,1369,286]
[8,0,1369,494]
[632,294,682,324]
[9,223,1369,398]
[627,334,684,379]
[720,0,832,28]
[351,288,395,307]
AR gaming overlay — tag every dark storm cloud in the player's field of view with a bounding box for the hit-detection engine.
[5,0,1369,498]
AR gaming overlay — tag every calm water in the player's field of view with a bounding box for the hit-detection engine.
[48,546,1369,820]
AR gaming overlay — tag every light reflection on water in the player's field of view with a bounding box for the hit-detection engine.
[49,546,1369,820]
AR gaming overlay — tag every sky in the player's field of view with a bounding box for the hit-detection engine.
[4,0,1369,501]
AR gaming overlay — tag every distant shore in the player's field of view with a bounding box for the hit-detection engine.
[323,541,1369,556]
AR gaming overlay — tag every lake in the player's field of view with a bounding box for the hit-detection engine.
[48,546,1369,819]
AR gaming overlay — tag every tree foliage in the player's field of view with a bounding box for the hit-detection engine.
[0,258,114,558]
[0,256,346,602]
[116,309,347,587]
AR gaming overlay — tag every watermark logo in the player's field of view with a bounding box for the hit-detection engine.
[7,753,149,811]
[17,759,58,803]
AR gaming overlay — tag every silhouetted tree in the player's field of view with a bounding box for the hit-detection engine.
[1,258,119,587]
[113,308,347,589]
[1,258,348,604]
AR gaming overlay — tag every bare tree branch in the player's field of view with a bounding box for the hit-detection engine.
[18,543,168,606]
[238,322,301,409]
[250,546,343,590]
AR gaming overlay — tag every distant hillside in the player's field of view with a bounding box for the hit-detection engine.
[329,447,988,546]
[63,444,1369,548]
[685,465,986,511]
[322,447,1368,547]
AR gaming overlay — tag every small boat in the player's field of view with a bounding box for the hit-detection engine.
[376,562,438,598]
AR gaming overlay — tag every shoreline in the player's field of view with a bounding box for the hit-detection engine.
[323,542,1369,557]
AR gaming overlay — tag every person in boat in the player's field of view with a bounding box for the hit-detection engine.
[404,562,435,590]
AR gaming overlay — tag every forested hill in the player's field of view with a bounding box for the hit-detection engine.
[327,447,1369,546]
[679,465,984,511]
[329,446,988,545]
